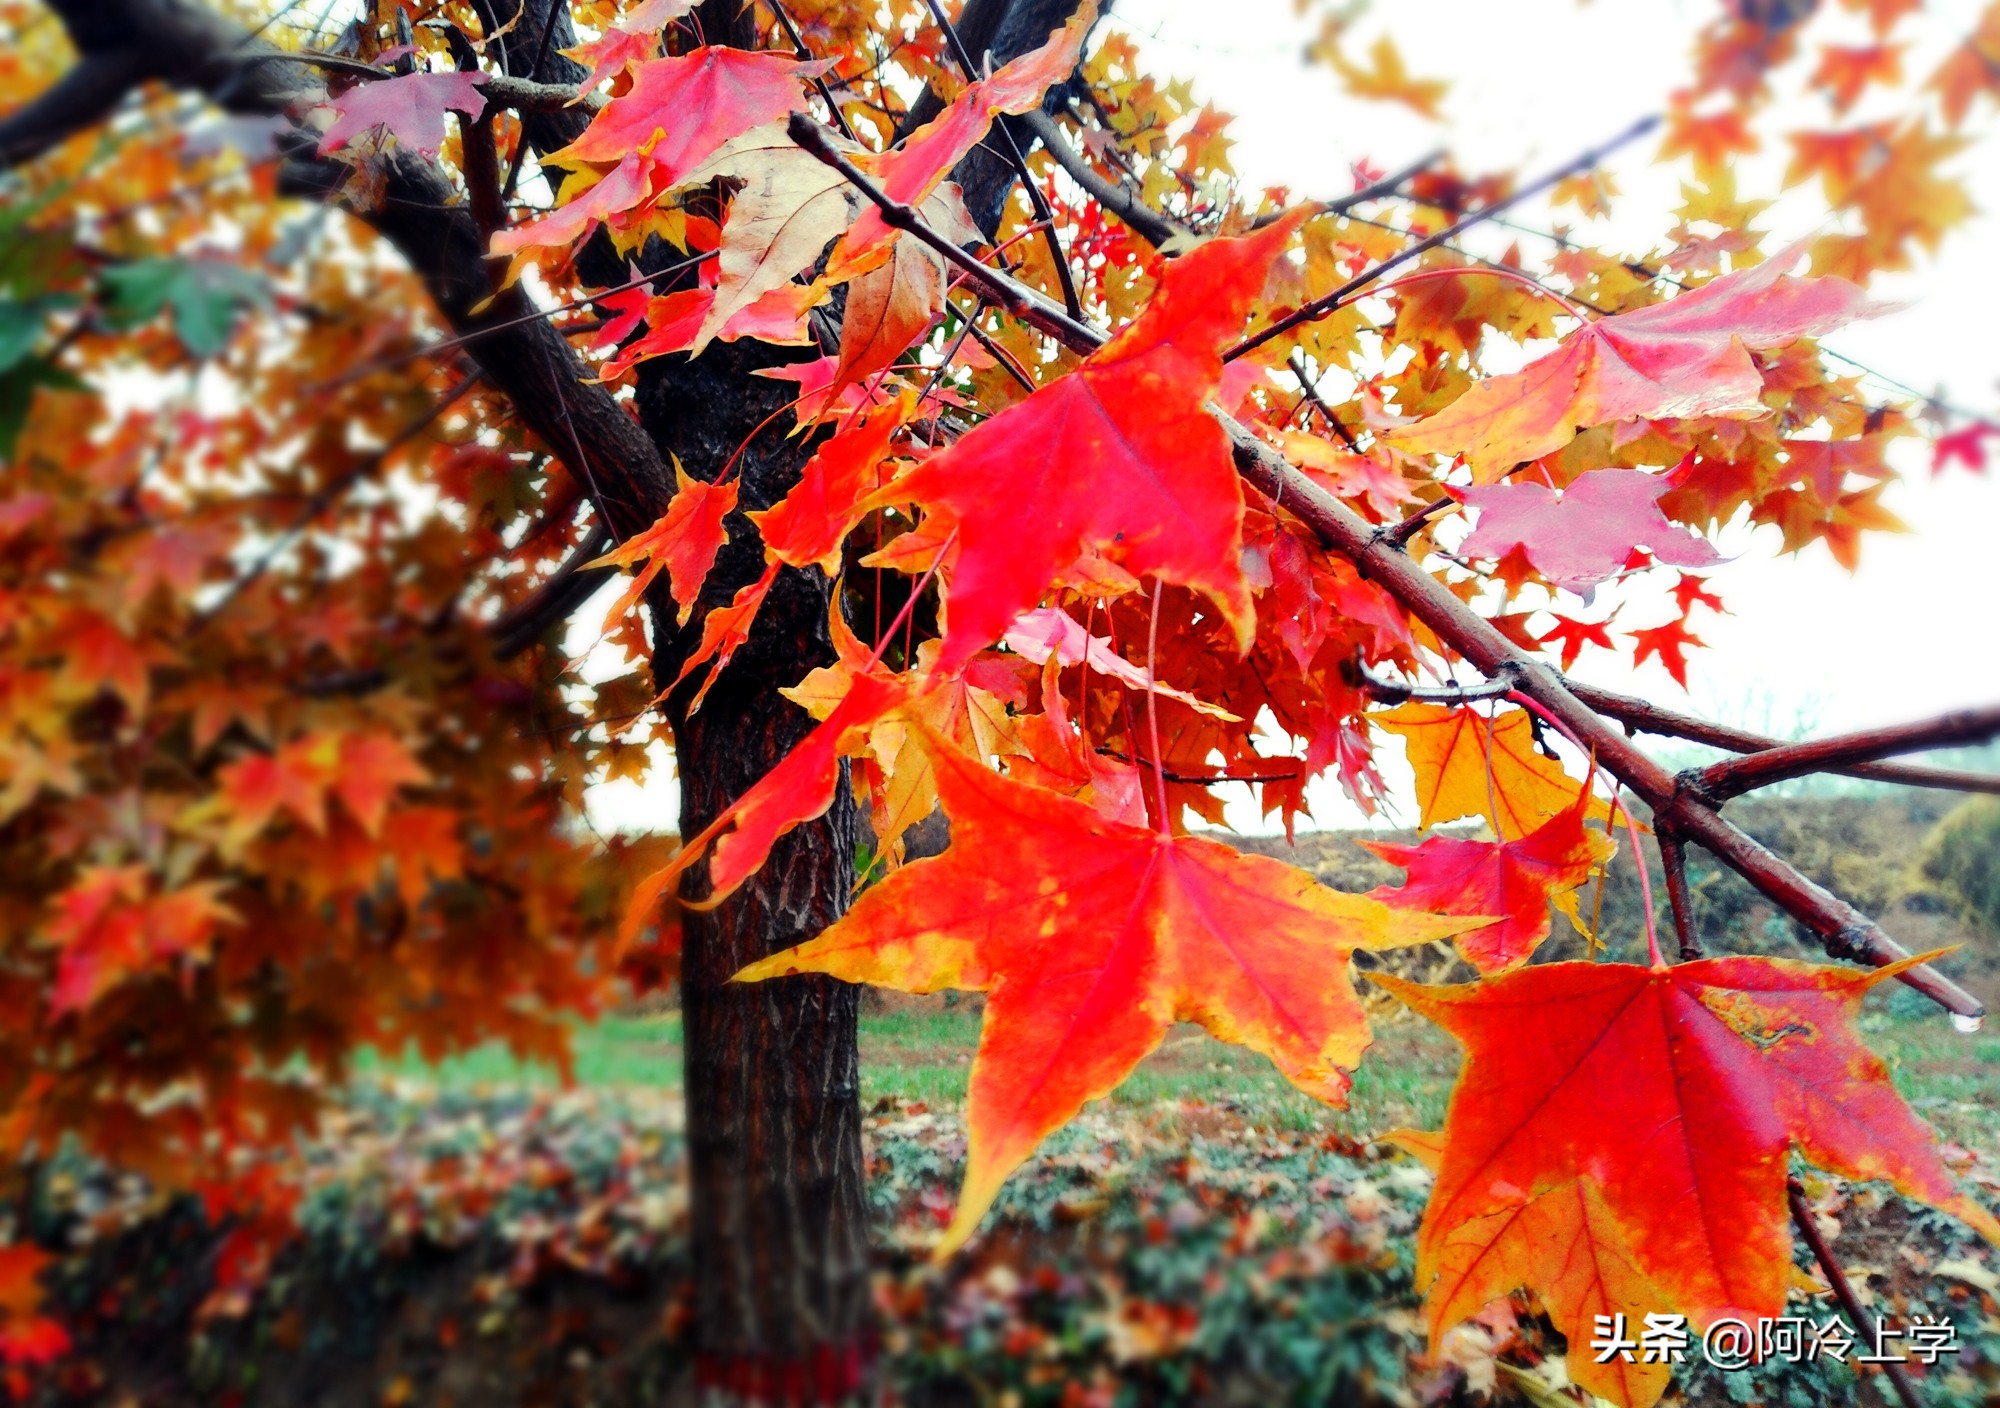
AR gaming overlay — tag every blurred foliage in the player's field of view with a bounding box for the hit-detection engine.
[1922,798,2000,934]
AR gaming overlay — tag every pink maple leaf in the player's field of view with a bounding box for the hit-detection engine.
[1457,467,1722,594]
[318,70,488,157]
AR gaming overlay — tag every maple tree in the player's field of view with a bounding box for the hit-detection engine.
[1,0,1999,1403]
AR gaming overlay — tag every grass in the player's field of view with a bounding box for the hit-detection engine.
[371,981,1998,1148]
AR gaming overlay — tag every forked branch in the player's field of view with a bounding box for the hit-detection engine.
[1570,682,2000,796]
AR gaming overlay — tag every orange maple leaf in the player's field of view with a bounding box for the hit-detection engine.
[589,464,739,627]
[748,398,906,573]
[736,732,1471,1253]
[1388,249,1869,475]
[331,732,429,838]
[1374,956,2000,1408]
[1373,702,1610,839]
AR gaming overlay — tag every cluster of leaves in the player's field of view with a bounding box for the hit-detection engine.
[0,0,687,1365]
[2,0,1999,1401]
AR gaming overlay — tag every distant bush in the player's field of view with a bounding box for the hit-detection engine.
[1922,798,2000,932]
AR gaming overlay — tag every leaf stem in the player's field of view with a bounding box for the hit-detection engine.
[1145,578,1170,835]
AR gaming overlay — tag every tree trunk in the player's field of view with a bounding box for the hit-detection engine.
[640,332,873,1400]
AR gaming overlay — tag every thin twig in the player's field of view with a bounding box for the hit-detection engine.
[919,0,1084,321]
[312,250,715,390]
[1567,683,2000,796]
[1787,1178,1926,1408]
[768,0,858,142]
[1657,829,1702,960]
[1348,658,1519,704]
[1318,148,1446,218]
[1224,115,1660,362]
[1286,351,1364,450]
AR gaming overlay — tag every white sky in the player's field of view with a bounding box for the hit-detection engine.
[586,0,2000,837]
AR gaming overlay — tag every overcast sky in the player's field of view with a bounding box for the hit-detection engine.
[586,0,2000,837]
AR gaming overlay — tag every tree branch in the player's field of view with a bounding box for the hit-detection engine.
[1569,682,2000,796]
[1695,707,2000,802]
[1018,107,1184,249]
[0,51,151,170]
[490,520,615,658]
[1657,830,1702,960]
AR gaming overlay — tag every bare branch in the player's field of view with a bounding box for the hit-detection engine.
[1657,830,1702,961]
[1570,683,2000,796]
[1696,706,2000,801]
[1019,108,1184,249]
[1348,658,1521,705]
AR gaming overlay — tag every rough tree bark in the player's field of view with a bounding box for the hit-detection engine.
[621,3,1082,1394]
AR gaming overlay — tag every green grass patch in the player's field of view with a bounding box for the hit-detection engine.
[370,988,1995,1148]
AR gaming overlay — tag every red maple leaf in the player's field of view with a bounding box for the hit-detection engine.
[1536,612,1615,669]
[588,466,739,627]
[623,671,910,935]
[1375,956,2000,1408]
[45,868,235,1014]
[1363,788,1613,972]
[1629,616,1707,686]
[738,730,1469,1252]
[1670,571,1724,616]
[1932,420,1994,474]
[869,217,1302,674]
